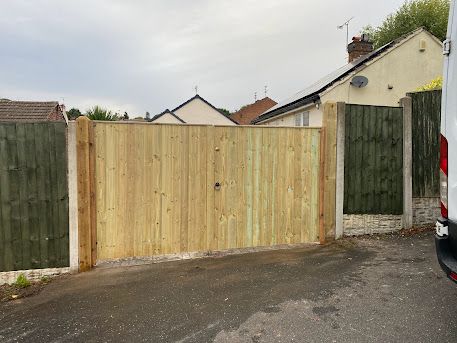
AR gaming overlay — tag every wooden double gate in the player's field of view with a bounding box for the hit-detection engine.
[77,120,330,264]
[0,122,69,272]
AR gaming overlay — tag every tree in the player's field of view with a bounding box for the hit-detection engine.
[67,108,82,120]
[85,106,116,121]
[416,76,443,91]
[363,0,450,48]
[123,112,129,120]
[218,108,231,117]
[145,111,151,120]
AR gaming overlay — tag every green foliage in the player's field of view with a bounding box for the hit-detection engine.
[85,106,116,121]
[218,108,231,117]
[14,274,31,288]
[363,0,450,48]
[416,76,443,91]
[40,276,51,283]
[67,108,82,120]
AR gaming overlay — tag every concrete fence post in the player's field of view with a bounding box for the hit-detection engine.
[67,122,79,273]
[401,97,413,229]
[335,102,346,239]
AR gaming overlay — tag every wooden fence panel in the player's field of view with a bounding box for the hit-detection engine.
[0,122,69,272]
[344,104,403,215]
[94,123,322,261]
[409,90,441,197]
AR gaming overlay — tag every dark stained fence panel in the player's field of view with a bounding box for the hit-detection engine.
[409,90,441,197]
[344,104,403,214]
[0,122,69,272]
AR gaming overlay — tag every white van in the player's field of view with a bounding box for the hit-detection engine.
[436,0,457,282]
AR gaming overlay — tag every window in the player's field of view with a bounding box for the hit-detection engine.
[295,111,310,127]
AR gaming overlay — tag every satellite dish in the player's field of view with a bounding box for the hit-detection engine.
[350,75,369,88]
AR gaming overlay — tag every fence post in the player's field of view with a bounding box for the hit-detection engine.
[321,102,338,242]
[68,122,79,273]
[401,96,413,229]
[76,117,96,271]
[335,102,346,239]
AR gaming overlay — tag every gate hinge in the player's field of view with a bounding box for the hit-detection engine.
[443,39,451,56]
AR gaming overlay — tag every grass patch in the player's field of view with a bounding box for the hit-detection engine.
[13,274,31,288]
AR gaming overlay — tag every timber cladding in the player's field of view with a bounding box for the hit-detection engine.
[344,104,403,215]
[0,122,69,272]
[92,123,324,261]
[409,90,441,197]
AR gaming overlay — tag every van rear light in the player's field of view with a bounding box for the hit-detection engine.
[440,134,448,218]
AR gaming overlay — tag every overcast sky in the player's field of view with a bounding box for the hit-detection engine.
[0,0,404,116]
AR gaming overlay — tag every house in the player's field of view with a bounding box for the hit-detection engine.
[0,99,67,123]
[230,97,277,125]
[252,28,443,126]
[151,94,237,125]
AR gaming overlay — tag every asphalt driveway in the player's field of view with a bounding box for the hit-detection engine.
[1,230,456,343]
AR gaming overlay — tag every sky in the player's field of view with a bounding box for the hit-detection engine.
[0,0,405,116]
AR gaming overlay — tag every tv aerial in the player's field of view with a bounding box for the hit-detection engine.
[337,17,354,51]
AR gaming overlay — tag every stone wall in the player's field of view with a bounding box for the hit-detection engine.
[343,214,403,236]
[413,197,440,226]
[0,267,69,285]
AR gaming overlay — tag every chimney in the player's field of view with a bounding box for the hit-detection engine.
[347,34,373,62]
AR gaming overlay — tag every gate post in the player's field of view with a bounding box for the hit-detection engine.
[76,117,96,271]
[321,102,338,242]
[401,96,413,229]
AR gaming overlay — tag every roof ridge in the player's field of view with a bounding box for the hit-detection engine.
[253,27,436,124]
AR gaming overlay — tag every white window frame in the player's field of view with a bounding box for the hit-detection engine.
[295,111,310,127]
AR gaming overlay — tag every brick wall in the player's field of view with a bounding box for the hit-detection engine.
[412,197,440,226]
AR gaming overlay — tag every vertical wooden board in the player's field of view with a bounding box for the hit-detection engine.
[253,129,263,246]
[45,124,58,267]
[187,126,207,252]
[151,125,163,255]
[291,130,303,243]
[224,127,237,249]
[269,129,281,245]
[283,128,294,244]
[216,127,228,250]
[160,125,172,254]
[133,125,147,256]
[275,128,287,244]
[142,125,154,256]
[6,124,22,270]
[95,123,106,259]
[394,107,404,213]
[170,126,183,253]
[25,124,40,269]
[54,123,69,267]
[244,128,254,247]
[0,124,14,271]
[343,107,351,213]
[260,128,272,246]
[37,124,52,268]
[300,130,310,242]
[6,124,23,271]
[235,127,247,248]
[21,124,36,270]
[178,126,189,253]
[206,126,216,251]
